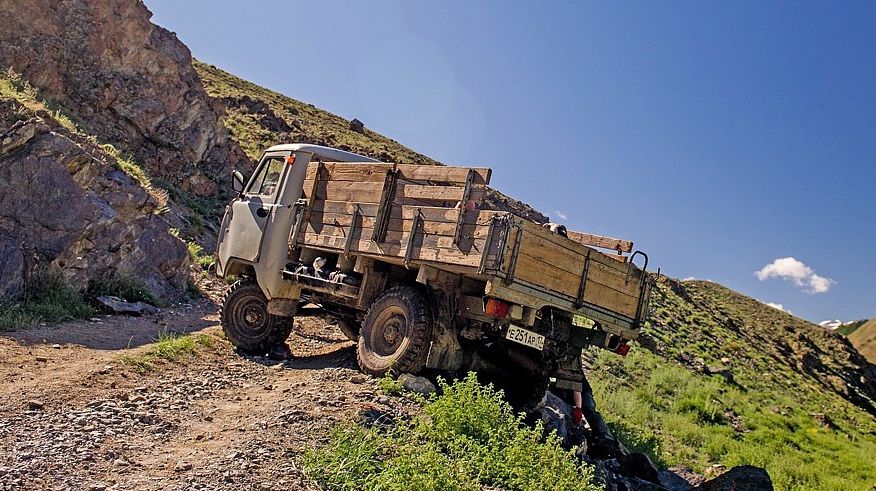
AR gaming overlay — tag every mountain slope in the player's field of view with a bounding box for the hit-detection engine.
[849,318,876,364]
[587,279,876,490]
[195,61,549,223]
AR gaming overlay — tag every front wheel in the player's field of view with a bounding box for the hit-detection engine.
[357,286,432,376]
[220,279,293,353]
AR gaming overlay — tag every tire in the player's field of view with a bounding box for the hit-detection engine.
[357,286,432,376]
[220,279,293,353]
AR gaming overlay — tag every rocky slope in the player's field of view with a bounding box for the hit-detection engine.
[0,0,249,196]
[849,318,876,364]
[0,97,188,301]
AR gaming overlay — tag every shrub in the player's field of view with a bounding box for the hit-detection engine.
[186,241,214,270]
[303,373,599,491]
[89,270,158,306]
[0,268,94,330]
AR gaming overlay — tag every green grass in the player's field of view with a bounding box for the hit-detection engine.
[1,69,168,214]
[186,241,214,270]
[585,279,876,491]
[0,68,78,132]
[303,373,599,491]
[835,319,867,336]
[0,269,95,331]
[195,61,440,165]
[89,270,159,306]
[120,330,214,371]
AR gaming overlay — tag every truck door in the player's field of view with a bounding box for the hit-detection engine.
[216,152,290,271]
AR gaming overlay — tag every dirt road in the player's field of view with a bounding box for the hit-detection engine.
[0,299,402,491]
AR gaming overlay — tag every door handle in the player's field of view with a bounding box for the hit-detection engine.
[256,207,269,218]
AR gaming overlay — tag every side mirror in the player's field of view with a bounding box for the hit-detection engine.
[231,170,245,193]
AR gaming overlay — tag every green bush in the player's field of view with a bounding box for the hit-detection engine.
[303,373,599,491]
[186,241,214,270]
[89,270,158,305]
[0,269,95,330]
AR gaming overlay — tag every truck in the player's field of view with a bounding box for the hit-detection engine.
[214,143,653,407]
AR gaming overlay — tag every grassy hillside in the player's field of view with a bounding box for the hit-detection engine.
[195,61,440,165]
[849,318,876,364]
[836,319,867,336]
[588,279,876,490]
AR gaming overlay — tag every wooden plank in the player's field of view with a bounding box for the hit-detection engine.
[516,232,637,292]
[304,162,491,186]
[521,219,641,276]
[512,248,640,300]
[311,201,502,225]
[314,211,496,229]
[397,184,465,202]
[396,164,491,186]
[305,162,394,182]
[567,230,633,253]
[302,180,482,206]
[302,233,489,267]
[304,222,492,242]
[583,282,639,316]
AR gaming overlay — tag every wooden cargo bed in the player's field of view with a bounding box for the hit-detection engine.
[289,161,650,335]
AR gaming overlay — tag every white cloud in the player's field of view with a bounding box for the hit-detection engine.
[755,257,835,294]
[554,210,568,220]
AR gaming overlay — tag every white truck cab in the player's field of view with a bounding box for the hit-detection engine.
[216,144,378,305]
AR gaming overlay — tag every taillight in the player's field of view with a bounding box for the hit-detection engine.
[286,155,296,165]
[614,343,631,356]
[484,298,510,318]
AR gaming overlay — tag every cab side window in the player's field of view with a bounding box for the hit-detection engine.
[245,157,285,197]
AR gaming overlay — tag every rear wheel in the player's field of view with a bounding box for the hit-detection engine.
[220,279,293,353]
[357,286,432,376]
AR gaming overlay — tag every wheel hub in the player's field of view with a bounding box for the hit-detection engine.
[382,318,403,344]
[243,307,264,326]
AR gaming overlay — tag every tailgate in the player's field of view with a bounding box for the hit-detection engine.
[484,217,650,338]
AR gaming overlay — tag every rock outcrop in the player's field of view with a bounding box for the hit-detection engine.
[0,0,249,195]
[0,99,188,301]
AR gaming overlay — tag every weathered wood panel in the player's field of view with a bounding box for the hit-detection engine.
[302,233,490,267]
[566,230,633,253]
[305,162,491,186]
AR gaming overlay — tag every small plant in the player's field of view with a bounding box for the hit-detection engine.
[186,241,214,270]
[0,268,95,331]
[303,373,599,491]
[120,330,213,371]
[376,373,404,395]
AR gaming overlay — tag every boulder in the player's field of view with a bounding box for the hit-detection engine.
[95,296,158,316]
[0,103,189,302]
[398,373,437,396]
[349,118,365,133]
[0,0,250,192]
[695,465,773,491]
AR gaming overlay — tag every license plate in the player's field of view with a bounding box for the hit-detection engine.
[505,325,545,351]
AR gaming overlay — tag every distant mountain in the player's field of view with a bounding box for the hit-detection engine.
[849,318,876,364]
[819,319,844,330]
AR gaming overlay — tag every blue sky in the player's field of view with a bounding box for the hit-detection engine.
[146,1,875,323]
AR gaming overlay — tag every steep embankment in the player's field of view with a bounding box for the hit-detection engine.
[0,0,248,195]
[0,0,251,302]
[849,318,876,364]
[195,62,549,224]
[0,76,188,302]
[587,279,876,490]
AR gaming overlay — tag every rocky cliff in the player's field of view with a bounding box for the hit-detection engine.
[0,0,249,196]
[0,98,188,301]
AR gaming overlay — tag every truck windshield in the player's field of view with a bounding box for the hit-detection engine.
[245,156,286,197]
